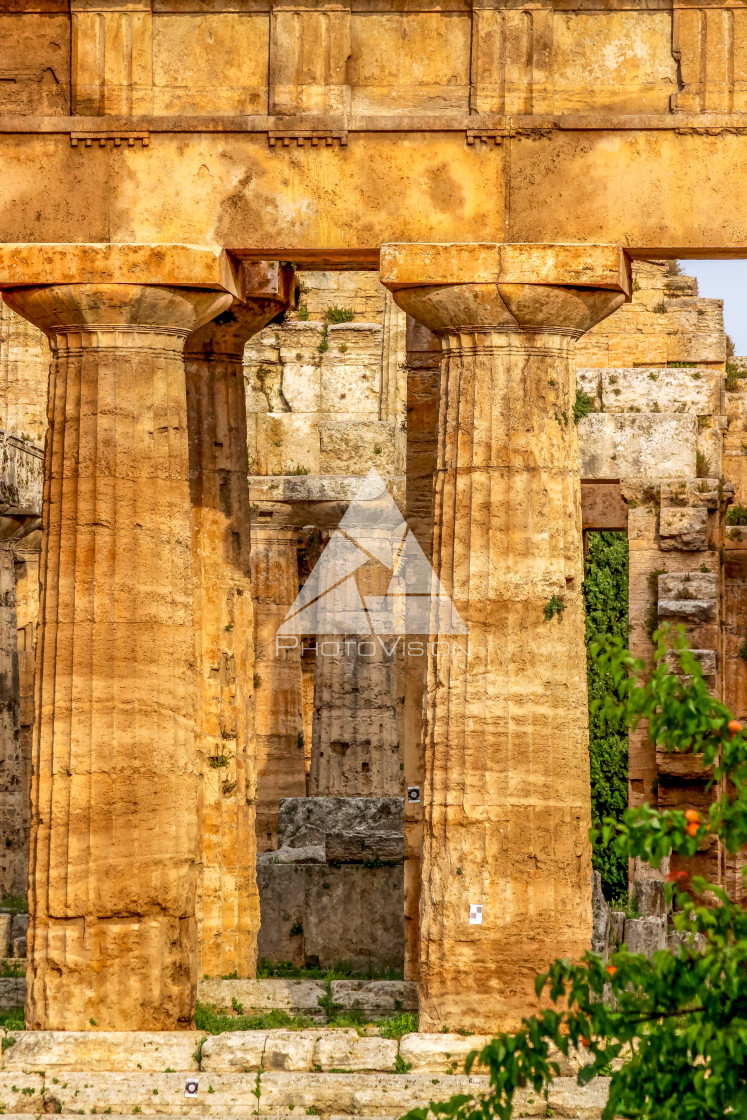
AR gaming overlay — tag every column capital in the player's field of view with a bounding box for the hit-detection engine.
[380,242,631,337]
[4,284,231,353]
[185,263,294,359]
[251,524,300,546]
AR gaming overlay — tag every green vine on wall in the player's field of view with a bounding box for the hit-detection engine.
[583,531,630,901]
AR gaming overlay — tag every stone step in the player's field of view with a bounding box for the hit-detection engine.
[0,974,418,1021]
[1,1030,202,1072]
[0,1070,611,1117]
[1,1028,596,1079]
[197,977,417,1018]
[0,1029,493,1076]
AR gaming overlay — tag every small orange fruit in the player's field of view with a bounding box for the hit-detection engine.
[686,821,699,836]
[685,809,700,824]
[581,1037,591,1048]
[729,720,743,736]
[606,965,617,978]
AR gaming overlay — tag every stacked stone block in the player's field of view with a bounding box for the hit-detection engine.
[256,797,404,971]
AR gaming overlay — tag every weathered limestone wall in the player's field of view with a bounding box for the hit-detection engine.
[245,317,400,481]
[310,635,403,798]
[257,797,404,971]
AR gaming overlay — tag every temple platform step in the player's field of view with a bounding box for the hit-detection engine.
[0,1028,610,1117]
[0,1069,609,1117]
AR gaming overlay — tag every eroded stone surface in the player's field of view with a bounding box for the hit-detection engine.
[257,864,404,971]
[262,1030,319,1071]
[330,980,417,1014]
[398,1033,491,1073]
[196,978,326,1014]
[548,1075,612,1119]
[2,1031,201,1073]
[278,798,403,848]
[258,1071,491,1116]
[659,506,709,550]
[313,1032,398,1072]
[0,976,23,1010]
[0,1073,45,1113]
[600,367,719,414]
[200,1031,268,1073]
[624,916,667,957]
[579,414,697,479]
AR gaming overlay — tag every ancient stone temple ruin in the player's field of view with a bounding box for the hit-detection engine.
[1,1,747,1114]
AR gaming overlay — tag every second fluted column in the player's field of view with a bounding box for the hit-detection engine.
[381,243,630,1032]
[184,263,293,973]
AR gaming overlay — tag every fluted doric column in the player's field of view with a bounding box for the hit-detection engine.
[401,316,441,982]
[381,243,630,1032]
[184,262,292,975]
[4,282,231,1030]
[252,525,306,850]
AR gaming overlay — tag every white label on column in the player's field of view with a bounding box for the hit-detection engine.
[469,904,483,925]
[407,785,421,803]
[185,1078,199,1098]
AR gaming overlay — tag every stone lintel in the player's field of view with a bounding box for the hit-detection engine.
[240,260,295,304]
[249,474,405,504]
[235,248,380,272]
[0,243,241,297]
[380,242,631,296]
[580,480,628,531]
